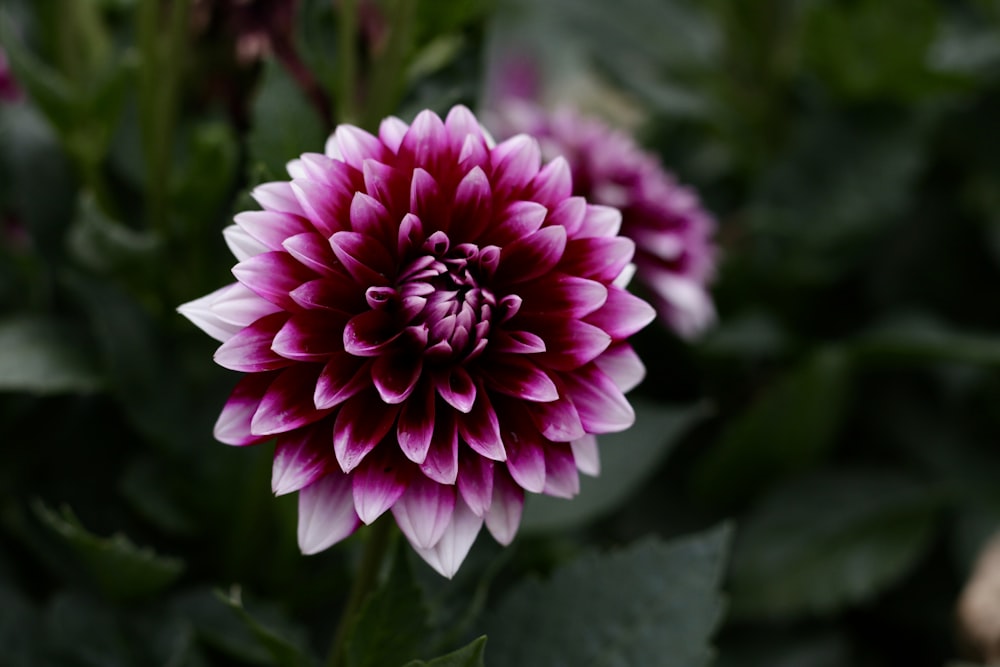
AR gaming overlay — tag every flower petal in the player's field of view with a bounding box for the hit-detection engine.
[235,210,311,251]
[252,181,307,216]
[343,309,401,357]
[333,390,400,473]
[434,366,476,413]
[525,391,586,442]
[458,388,506,461]
[272,423,333,495]
[271,312,348,361]
[351,447,408,524]
[392,475,456,549]
[298,472,359,555]
[518,274,607,319]
[562,363,635,434]
[413,498,483,579]
[542,442,579,499]
[397,382,435,464]
[594,343,645,393]
[484,468,524,546]
[214,312,293,372]
[315,351,370,409]
[495,225,567,285]
[223,225,268,261]
[571,434,600,476]
[490,134,540,199]
[214,372,277,445]
[282,232,341,277]
[330,231,393,287]
[250,364,330,436]
[584,286,656,340]
[420,409,459,484]
[372,348,423,404]
[232,251,315,310]
[480,356,558,403]
[457,451,494,516]
[560,236,635,282]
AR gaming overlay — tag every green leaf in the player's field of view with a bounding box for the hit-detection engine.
[401,636,488,667]
[693,347,851,505]
[0,316,103,394]
[33,501,184,601]
[522,399,708,532]
[852,313,1000,367]
[729,469,942,619]
[67,193,161,276]
[216,587,318,667]
[484,525,731,667]
[247,59,326,182]
[346,544,430,667]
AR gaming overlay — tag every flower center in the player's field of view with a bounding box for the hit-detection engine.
[365,231,519,362]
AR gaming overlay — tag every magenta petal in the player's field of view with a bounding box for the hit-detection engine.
[378,116,409,153]
[372,349,423,404]
[235,210,310,251]
[271,312,348,361]
[410,168,447,234]
[451,166,492,241]
[527,156,572,208]
[434,367,477,413]
[548,196,587,237]
[272,424,333,495]
[224,225,268,261]
[232,251,315,310]
[444,105,483,149]
[392,475,456,549]
[179,282,279,343]
[398,383,435,464]
[251,181,307,216]
[330,231,393,286]
[525,392,586,442]
[594,343,646,393]
[504,426,546,494]
[334,124,386,169]
[351,448,408,524]
[457,388,506,461]
[490,134,541,199]
[457,132,490,173]
[290,278,360,314]
[519,274,607,318]
[350,190,396,246]
[562,363,635,434]
[214,372,277,445]
[250,364,330,435]
[542,442,579,499]
[420,410,459,484]
[400,109,449,173]
[489,329,546,354]
[480,356,559,403]
[315,352,370,409]
[485,469,524,546]
[333,391,400,473]
[457,452,494,516]
[495,225,567,285]
[282,232,341,277]
[560,236,635,282]
[291,178,351,237]
[362,161,406,220]
[571,434,601,476]
[531,319,611,371]
[298,472,360,555]
[585,286,656,340]
[578,204,622,238]
[413,498,483,579]
[486,200,547,245]
[397,213,425,257]
[214,312,293,372]
[343,309,401,357]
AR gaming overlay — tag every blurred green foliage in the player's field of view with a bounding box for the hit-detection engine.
[2,0,1000,665]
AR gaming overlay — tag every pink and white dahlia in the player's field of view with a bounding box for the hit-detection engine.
[179,106,653,577]
[490,104,717,338]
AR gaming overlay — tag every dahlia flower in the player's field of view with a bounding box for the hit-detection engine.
[490,104,717,338]
[179,105,653,577]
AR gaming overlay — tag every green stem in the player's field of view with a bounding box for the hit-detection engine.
[336,0,359,124]
[325,518,395,667]
[363,0,416,129]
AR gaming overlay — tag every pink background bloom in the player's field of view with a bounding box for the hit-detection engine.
[180,106,653,577]
[0,48,23,103]
[490,104,717,338]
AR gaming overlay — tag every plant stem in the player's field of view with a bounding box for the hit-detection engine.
[336,0,359,124]
[325,518,394,667]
